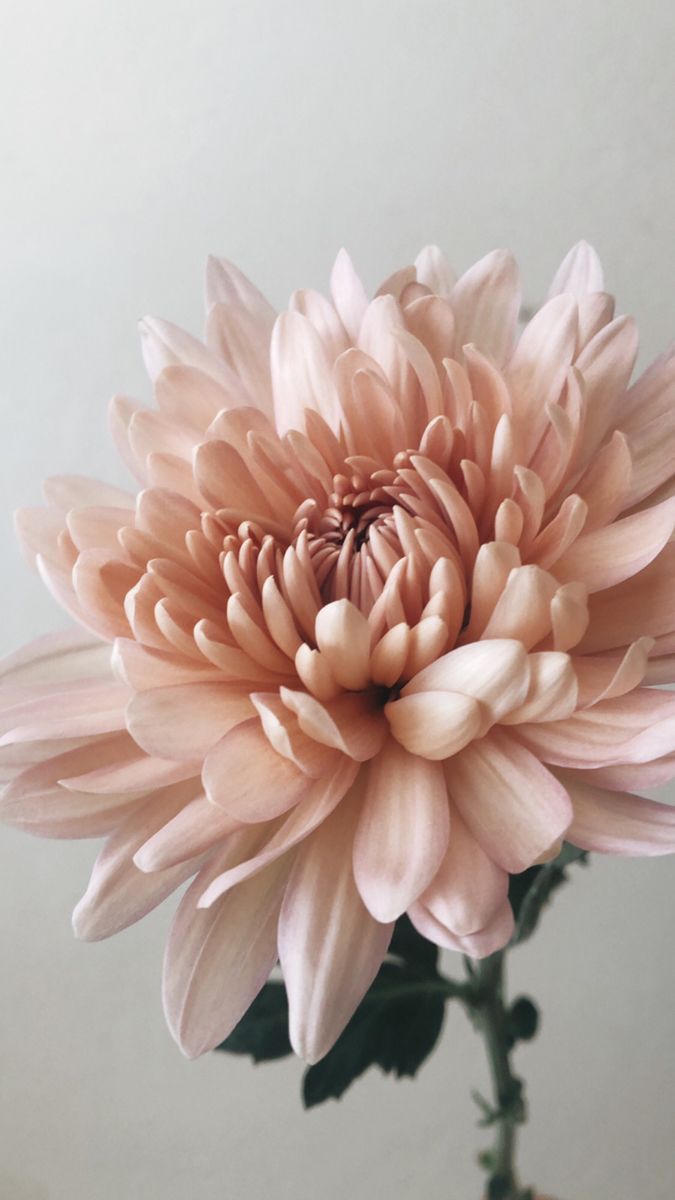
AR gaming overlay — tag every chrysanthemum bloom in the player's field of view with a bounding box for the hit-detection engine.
[3,242,675,1062]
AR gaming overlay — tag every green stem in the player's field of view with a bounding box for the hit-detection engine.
[470,950,527,1199]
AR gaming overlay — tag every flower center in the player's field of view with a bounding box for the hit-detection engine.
[291,468,404,606]
[320,473,393,549]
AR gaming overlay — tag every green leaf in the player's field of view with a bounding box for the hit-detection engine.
[510,842,588,945]
[215,981,292,1062]
[508,996,539,1043]
[388,913,439,972]
[302,961,446,1107]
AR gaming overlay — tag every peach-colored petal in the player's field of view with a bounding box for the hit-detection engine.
[197,757,358,906]
[133,795,242,872]
[579,543,675,653]
[480,565,558,647]
[451,250,521,365]
[560,771,675,856]
[555,497,675,593]
[418,809,508,936]
[139,315,247,399]
[163,852,292,1058]
[330,248,369,341]
[447,729,573,872]
[278,793,393,1063]
[314,599,371,691]
[408,897,514,958]
[414,244,456,298]
[574,315,639,464]
[72,781,202,940]
[502,652,578,724]
[251,692,343,778]
[59,747,198,794]
[385,691,483,760]
[507,295,578,458]
[203,718,314,821]
[573,638,652,707]
[271,311,338,436]
[125,683,253,760]
[280,688,388,762]
[353,739,449,921]
[403,638,530,724]
[0,681,130,744]
[516,689,675,768]
[0,629,110,687]
[0,735,142,838]
[573,431,632,531]
[547,241,604,299]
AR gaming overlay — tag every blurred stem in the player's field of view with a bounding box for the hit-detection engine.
[468,950,528,1200]
[455,844,588,1198]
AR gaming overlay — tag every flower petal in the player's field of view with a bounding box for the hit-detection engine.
[203,718,314,821]
[403,638,530,724]
[547,241,604,299]
[450,250,521,365]
[125,683,253,760]
[278,792,393,1063]
[353,739,450,922]
[408,898,514,958]
[163,852,292,1058]
[555,497,675,593]
[560,771,675,856]
[72,781,202,940]
[197,757,358,906]
[384,691,483,759]
[418,809,508,936]
[447,729,573,872]
[314,599,371,691]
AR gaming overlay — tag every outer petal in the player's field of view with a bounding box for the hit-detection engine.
[506,295,578,458]
[0,629,111,687]
[330,249,369,342]
[418,809,509,936]
[408,898,514,958]
[353,739,450,922]
[450,250,521,365]
[554,497,675,593]
[163,852,292,1058]
[203,718,314,821]
[271,311,338,436]
[579,543,675,653]
[447,729,573,873]
[561,771,675,856]
[547,241,604,299]
[0,736,141,838]
[72,781,202,940]
[125,683,253,760]
[278,791,393,1063]
[197,757,358,906]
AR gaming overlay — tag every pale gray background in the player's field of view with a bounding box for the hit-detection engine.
[1,1,674,1197]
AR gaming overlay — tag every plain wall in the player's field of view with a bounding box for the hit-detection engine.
[1,2,675,1197]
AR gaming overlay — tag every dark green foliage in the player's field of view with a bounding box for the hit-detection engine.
[509,843,588,944]
[302,959,445,1107]
[217,916,445,1106]
[508,996,539,1043]
[487,1174,512,1199]
[216,982,292,1062]
[388,912,440,970]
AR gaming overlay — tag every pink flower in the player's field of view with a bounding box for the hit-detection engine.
[3,242,675,1062]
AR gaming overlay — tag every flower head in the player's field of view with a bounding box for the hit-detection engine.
[3,241,675,1062]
